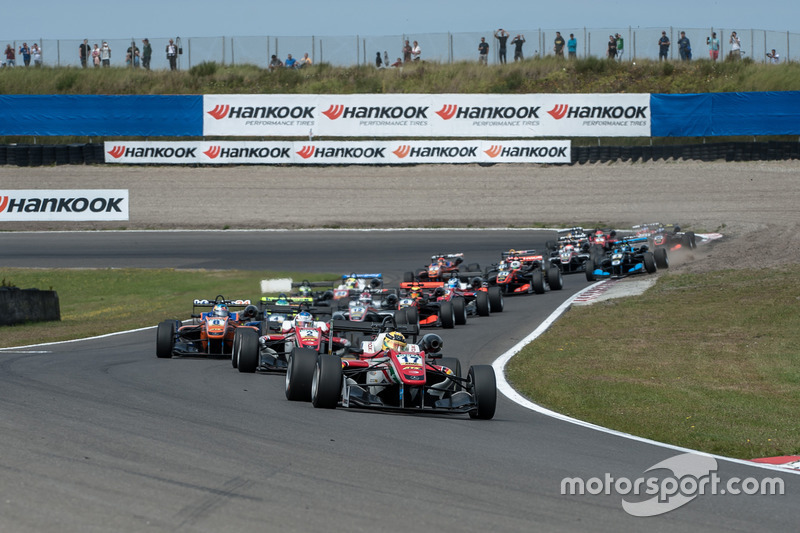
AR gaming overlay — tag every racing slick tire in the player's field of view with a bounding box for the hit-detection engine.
[396,306,419,329]
[684,231,697,249]
[285,347,318,402]
[236,328,260,373]
[311,354,342,409]
[475,291,490,316]
[438,356,463,392]
[654,247,669,269]
[547,265,564,290]
[532,270,546,294]
[468,365,497,420]
[453,297,467,325]
[487,286,504,312]
[403,271,415,283]
[156,320,175,358]
[585,259,596,282]
[231,328,241,368]
[440,301,455,329]
[643,252,657,274]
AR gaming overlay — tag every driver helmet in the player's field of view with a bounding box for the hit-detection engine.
[358,290,373,305]
[345,277,358,289]
[294,311,313,328]
[212,303,229,317]
[409,285,422,300]
[298,285,312,297]
[276,293,290,305]
[447,277,459,288]
[382,331,406,352]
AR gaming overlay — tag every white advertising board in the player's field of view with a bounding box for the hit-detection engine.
[0,190,129,221]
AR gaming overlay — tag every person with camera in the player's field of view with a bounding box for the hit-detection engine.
[729,31,741,60]
[166,38,179,70]
[767,49,780,64]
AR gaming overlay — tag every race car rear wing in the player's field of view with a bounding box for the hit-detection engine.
[500,250,543,261]
[192,298,252,308]
[428,252,464,261]
[329,318,419,340]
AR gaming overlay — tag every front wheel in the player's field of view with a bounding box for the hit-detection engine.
[654,247,669,269]
[532,270,545,294]
[475,291,490,316]
[156,320,175,358]
[468,365,497,420]
[236,328,260,373]
[453,298,467,325]
[311,354,342,409]
[285,347,318,401]
[547,265,563,290]
[643,252,657,274]
[487,286,504,312]
[439,301,455,329]
[585,259,596,282]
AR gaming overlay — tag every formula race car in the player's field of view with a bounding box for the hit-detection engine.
[633,222,695,258]
[259,295,334,331]
[403,253,481,282]
[232,309,351,374]
[585,236,659,280]
[331,273,384,301]
[397,281,466,328]
[485,249,563,294]
[156,295,261,358]
[285,317,497,419]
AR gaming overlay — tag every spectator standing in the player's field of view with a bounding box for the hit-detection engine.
[607,35,617,59]
[285,54,296,68]
[402,40,412,63]
[553,32,565,58]
[100,41,111,67]
[658,31,670,61]
[729,31,741,60]
[383,51,389,66]
[4,44,16,66]
[375,51,382,68]
[411,40,421,61]
[494,29,509,64]
[511,34,525,61]
[767,49,780,64]
[166,39,178,70]
[92,44,100,67]
[615,33,624,60]
[677,31,691,61]
[18,43,31,66]
[31,43,42,67]
[126,43,140,67]
[567,33,577,59]
[478,37,489,65]
[79,39,90,68]
[707,32,719,61]
[141,38,152,70]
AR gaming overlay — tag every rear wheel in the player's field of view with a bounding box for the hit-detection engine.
[532,270,545,294]
[654,247,669,269]
[585,259,596,282]
[487,286,503,312]
[439,301,455,329]
[236,328,259,373]
[475,291,490,316]
[437,356,462,391]
[547,266,563,290]
[643,252,657,273]
[403,271,415,283]
[285,347,318,401]
[231,328,241,368]
[311,354,342,409]
[453,298,467,325]
[686,231,697,249]
[156,320,175,359]
[468,365,497,420]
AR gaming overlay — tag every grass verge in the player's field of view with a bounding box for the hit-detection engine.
[0,268,335,348]
[507,265,800,459]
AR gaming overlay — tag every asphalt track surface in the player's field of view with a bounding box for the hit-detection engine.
[1,228,798,532]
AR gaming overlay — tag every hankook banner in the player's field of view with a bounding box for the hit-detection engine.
[104,140,571,165]
[203,94,650,137]
[0,190,129,221]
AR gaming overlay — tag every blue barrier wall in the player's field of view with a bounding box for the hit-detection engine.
[650,91,800,137]
[0,95,202,136]
[1,92,799,138]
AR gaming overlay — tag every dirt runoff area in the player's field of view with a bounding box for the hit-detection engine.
[1,160,799,274]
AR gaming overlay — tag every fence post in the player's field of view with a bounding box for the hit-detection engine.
[231,37,234,65]
[312,35,315,64]
[222,36,226,65]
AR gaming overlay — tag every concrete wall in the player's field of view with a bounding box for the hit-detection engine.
[0,288,61,326]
